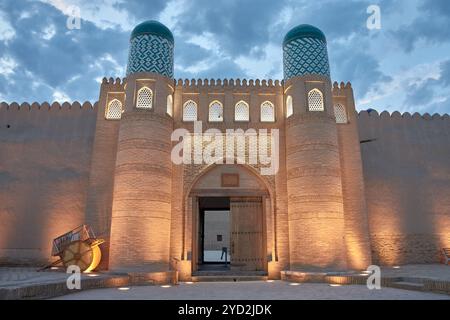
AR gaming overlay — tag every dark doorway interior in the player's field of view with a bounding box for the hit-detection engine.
[198,197,230,270]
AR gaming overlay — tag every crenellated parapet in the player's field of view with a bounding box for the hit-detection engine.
[0,101,97,111]
[358,109,450,121]
[175,78,283,91]
[332,81,353,96]
[101,77,127,90]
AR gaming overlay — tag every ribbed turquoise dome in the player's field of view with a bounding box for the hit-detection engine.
[130,20,174,43]
[283,24,326,45]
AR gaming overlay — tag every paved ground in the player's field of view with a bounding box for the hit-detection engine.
[2,264,448,287]
[0,267,71,287]
[53,281,450,300]
[380,264,450,281]
[2,264,449,300]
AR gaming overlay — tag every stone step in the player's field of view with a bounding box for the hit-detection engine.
[390,281,424,292]
[191,275,268,282]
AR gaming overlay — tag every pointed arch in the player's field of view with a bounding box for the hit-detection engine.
[334,103,348,124]
[209,100,223,122]
[308,88,324,111]
[136,86,153,109]
[260,101,275,122]
[235,100,249,122]
[183,100,197,121]
[105,99,122,120]
[167,94,173,117]
[286,95,293,118]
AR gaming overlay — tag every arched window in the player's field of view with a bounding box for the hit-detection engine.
[286,95,293,118]
[136,87,153,109]
[235,100,249,121]
[260,101,275,122]
[334,104,348,124]
[183,100,197,121]
[209,100,223,122]
[166,95,173,117]
[308,89,324,111]
[105,99,122,120]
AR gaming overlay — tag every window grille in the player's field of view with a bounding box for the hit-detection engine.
[183,100,197,121]
[334,104,348,123]
[136,87,153,109]
[308,89,324,111]
[209,101,223,122]
[261,101,275,122]
[235,101,249,121]
[105,99,122,120]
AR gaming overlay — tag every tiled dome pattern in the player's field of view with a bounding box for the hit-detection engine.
[126,33,174,78]
[283,37,330,80]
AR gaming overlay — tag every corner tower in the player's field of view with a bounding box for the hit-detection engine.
[283,25,348,270]
[109,21,174,271]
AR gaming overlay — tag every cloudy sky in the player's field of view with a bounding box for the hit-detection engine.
[0,0,449,114]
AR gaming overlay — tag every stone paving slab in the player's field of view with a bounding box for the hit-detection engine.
[52,281,450,300]
[1,264,450,300]
[0,267,175,299]
[380,264,450,281]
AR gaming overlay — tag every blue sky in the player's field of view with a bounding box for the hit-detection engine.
[0,0,449,114]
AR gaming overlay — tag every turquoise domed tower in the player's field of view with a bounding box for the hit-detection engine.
[109,21,174,271]
[283,24,348,271]
[126,20,174,78]
[283,24,330,80]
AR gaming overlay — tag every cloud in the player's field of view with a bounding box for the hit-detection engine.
[390,0,450,52]
[41,0,135,30]
[0,56,18,77]
[174,0,286,56]
[52,90,71,102]
[404,79,438,106]
[330,37,392,101]
[0,0,132,102]
[440,60,450,87]
[0,0,447,117]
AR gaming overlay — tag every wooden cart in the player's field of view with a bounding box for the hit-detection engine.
[41,225,104,272]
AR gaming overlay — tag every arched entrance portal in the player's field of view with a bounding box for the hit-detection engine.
[186,164,273,276]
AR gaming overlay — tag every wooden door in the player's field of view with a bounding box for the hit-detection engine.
[230,197,264,271]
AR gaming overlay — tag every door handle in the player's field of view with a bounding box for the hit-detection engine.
[231,241,234,255]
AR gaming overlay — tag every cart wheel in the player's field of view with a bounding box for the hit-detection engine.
[62,240,102,272]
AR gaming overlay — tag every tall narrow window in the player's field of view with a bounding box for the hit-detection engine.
[334,104,348,124]
[308,89,324,111]
[105,99,122,120]
[136,87,153,109]
[183,100,197,121]
[166,95,173,117]
[209,100,223,122]
[261,101,275,122]
[286,95,293,118]
[235,100,249,121]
